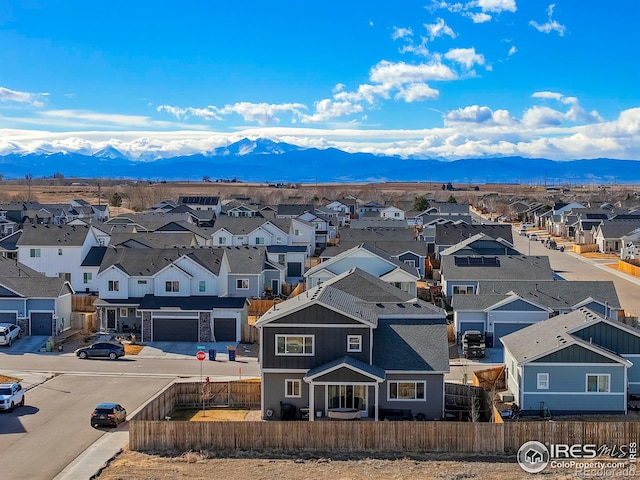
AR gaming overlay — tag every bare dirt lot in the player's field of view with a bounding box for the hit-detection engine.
[97,448,602,480]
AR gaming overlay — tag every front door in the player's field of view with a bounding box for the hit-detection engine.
[327,385,368,416]
[271,279,280,296]
[106,309,116,329]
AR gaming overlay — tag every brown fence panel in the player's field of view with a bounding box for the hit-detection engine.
[241,323,260,343]
[72,295,98,312]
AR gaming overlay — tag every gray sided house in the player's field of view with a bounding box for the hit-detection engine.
[440,255,554,298]
[0,257,74,336]
[222,246,284,298]
[434,224,514,257]
[502,308,640,416]
[256,267,448,421]
[454,279,622,347]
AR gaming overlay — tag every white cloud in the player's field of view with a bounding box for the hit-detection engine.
[466,12,492,23]
[299,99,363,124]
[444,47,485,68]
[0,86,45,107]
[531,91,564,101]
[425,18,457,41]
[445,105,517,125]
[477,0,517,13]
[522,106,565,128]
[369,60,457,85]
[508,46,517,56]
[530,4,566,36]
[399,37,430,57]
[565,105,603,124]
[392,27,413,40]
[395,83,439,102]
[158,102,306,125]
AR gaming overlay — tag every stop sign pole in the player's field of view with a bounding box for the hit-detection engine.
[197,349,206,415]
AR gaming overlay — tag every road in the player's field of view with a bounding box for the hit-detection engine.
[511,228,640,316]
[0,352,261,480]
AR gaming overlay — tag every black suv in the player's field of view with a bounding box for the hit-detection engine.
[91,403,127,427]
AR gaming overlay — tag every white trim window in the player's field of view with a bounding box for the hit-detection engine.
[285,379,302,398]
[537,373,549,390]
[108,280,120,292]
[30,248,41,258]
[119,308,128,317]
[347,335,362,353]
[388,381,426,401]
[83,272,92,284]
[586,374,610,393]
[276,335,314,356]
[199,281,206,293]
[403,259,416,268]
[218,237,227,245]
[165,281,180,293]
[453,285,475,295]
[255,237,265,245]
[236,279,249,290]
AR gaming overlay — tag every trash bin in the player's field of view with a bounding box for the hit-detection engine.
[209,349,216,361]
[45,341,52,352]
[228,347,236,361]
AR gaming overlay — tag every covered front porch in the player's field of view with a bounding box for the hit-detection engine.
[303,356,385,421]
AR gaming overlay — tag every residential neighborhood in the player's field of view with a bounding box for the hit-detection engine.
[3,189,640,478]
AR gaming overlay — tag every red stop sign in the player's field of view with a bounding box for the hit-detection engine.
[196,350,206,361]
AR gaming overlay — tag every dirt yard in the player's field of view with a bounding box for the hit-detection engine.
[97,448,590,480]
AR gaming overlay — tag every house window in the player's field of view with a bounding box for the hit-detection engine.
[165,281,180,292]
[136,309,142,318]
[199,281,206,293]
[137,279,148,285]
[276,237,283,244]
[394,212,400,217]
[30,248,41,258]
[404,260,416,268]
[236,279,249,290]
[537,373,549,390]
[83,272,92,284]
[108,280,120,292]
[58,248,63,256]
[218,237,227,245]
[285,379,302,398]
[586,374,610,393]
[276,335,314,355]
[294,229,301,236]
[347,335,362,353]
[278,254,286,264]
[119,308,128,317]
[388,381,426,401]
[255,237,265,245]
[453,285,475,295]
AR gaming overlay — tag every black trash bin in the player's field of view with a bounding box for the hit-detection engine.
[228,348,236,361]
[209,349,216,361]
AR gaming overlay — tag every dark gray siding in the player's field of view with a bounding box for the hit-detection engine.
[533,344,617,363]
[313,367,376,383]
[262,325,371,369]
[378,374,444,421]
[269,304,364,325]
[263,372,308,419]
[494,299,546,311]
[573,322,640,355]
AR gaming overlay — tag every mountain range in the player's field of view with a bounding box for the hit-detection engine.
[0,138,638,184]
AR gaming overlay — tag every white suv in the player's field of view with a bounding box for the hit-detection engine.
[0,382,25,411]
[0,323,21,347]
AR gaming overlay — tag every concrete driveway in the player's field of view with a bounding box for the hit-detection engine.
[0,374,172,480]
[138,341,248,359]
[0,335,49,355]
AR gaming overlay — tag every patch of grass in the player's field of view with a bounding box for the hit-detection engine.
[124,344,144,355]
[169,408,251,422]
[0,374,21,383]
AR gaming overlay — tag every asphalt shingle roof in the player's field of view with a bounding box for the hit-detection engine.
[304,356,386,381]
[435,224,514,246]
[98,246,224,275]
[0,257,71,297]
[17,224,92,247]
[138,294,245,310]
[373,319,449,372]
[441,255,554,282]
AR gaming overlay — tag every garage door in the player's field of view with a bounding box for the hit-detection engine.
[153,318,198,342]
[213,318,237,342]
[0,312,17,324]
[31,313,53,336]
[458,321,485,336]
[493,323,536,348]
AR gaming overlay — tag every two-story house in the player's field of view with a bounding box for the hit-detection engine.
[256,268,448,421]
[0,256,74,337]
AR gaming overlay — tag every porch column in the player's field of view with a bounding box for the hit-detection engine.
[374,383,379,421]
[309,383,315,422]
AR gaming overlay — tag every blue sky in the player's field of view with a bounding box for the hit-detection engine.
[0,0,639,161]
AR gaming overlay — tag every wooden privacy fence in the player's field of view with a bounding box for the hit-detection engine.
[129,420,640,454]
[174,381,260,409]
[619,260,640,278]
[573,244,599,254]
[241,323,260,344]
[72,295,98,312]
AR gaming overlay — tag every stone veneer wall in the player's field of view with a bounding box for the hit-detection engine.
[142,312,152,342]
[199,311,211,342]
[17,318,29,336]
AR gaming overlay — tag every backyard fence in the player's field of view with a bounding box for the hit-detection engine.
[72,295,98,312]
[573,244,599,254]
[129,420,640,454]
[618,260,640,278]
[241,323,260,344]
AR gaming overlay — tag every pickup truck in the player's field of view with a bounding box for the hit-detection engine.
[462,330,486,359]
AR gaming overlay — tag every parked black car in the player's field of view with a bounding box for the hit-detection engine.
[91,403,126,427]
[75,342,125,360]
